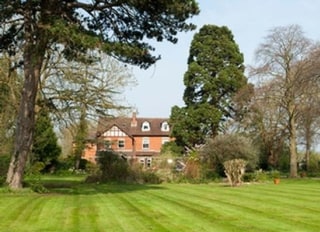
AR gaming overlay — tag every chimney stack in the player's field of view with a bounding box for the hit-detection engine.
[131,112,137,127]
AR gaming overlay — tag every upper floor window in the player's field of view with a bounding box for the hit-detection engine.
[118,139,125,149]
[142,121,150,131]
[142,137,150,150]
[161,121,170,131]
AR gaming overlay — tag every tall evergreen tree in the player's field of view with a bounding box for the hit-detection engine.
[0,0,199,188]
[31,108,61,170]
[170,25,248,148]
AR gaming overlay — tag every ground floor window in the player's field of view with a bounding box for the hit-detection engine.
[139,157,152,168]
[162,137,169,144]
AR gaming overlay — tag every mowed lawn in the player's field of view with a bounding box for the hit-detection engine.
[0,177,320,232]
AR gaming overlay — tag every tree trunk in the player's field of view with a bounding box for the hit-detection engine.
[305,149,310,171]
[289,114,298,178]
[75,158,81,170]
[6,6,46,189]
[6,66,41,189]
[304,123,311,171]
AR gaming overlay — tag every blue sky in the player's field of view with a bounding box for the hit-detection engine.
[124,0,320,118]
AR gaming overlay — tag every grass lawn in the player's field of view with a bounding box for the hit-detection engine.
[0,177,320,232]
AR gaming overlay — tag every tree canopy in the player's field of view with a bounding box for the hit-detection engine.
[170,25,248,148]
[1,0,200,189]
[0,0,199,68]
[251,24,320,177]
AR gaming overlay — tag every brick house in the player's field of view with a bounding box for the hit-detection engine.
[82,112,172,167]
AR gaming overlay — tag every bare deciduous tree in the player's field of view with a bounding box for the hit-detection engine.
[251,25,318,177]
[41,51,136,169]
[251,82,288,169]
[296,47,320,170]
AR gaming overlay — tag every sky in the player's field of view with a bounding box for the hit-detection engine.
[124,0,320,118]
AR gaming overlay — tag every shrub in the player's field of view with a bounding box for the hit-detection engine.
[51,156,75,175]
[30,182,49,193]
[0,155,10,185]
[254,170,269,182]
[25,161,49,193]
[160,141,184,155]
[86,150,164,184]
[140,170,162,184]
[97,150,130,182]
[242,172,255,182]
[184,158,201,180]
[201,134,258,175]
[223,159,247,187]
[270,170,280,179]
[242,170,269,183]
[151,156,175,183]
[308,154,320,176]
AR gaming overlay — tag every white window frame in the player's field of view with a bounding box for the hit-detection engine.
[161,121,169,131]
[142,121,150,131]
[139,157,152,168]
[162,137,169,145]
[146,158,152,168]
[142,137,150,150]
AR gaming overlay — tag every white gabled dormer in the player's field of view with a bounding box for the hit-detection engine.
[161,121,169,132]
[141,121,150,131]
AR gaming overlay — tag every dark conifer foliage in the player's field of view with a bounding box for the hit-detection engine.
[170,25,248,148]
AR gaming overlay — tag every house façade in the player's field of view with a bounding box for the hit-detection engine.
[82,112,172,167]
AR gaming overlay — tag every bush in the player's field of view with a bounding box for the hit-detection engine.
[201,134,258,175]
[86,150,163,184]
[160,141,184,155]
[149,156,175,183]
[140,171,162,184]
[30,182,49,193]
[308,154,320,175]
[97,150,130,182]
[223,159,247,187]
[184,159,201,180]
[0,155,10,185]
[25,161,49,193]
[242,172,255,182]
[278,152,290,172]
[254,170,269,182]
[243,170,269,183]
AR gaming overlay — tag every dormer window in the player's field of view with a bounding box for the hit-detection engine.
[142,121,150,131]
[161,121,169,131]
